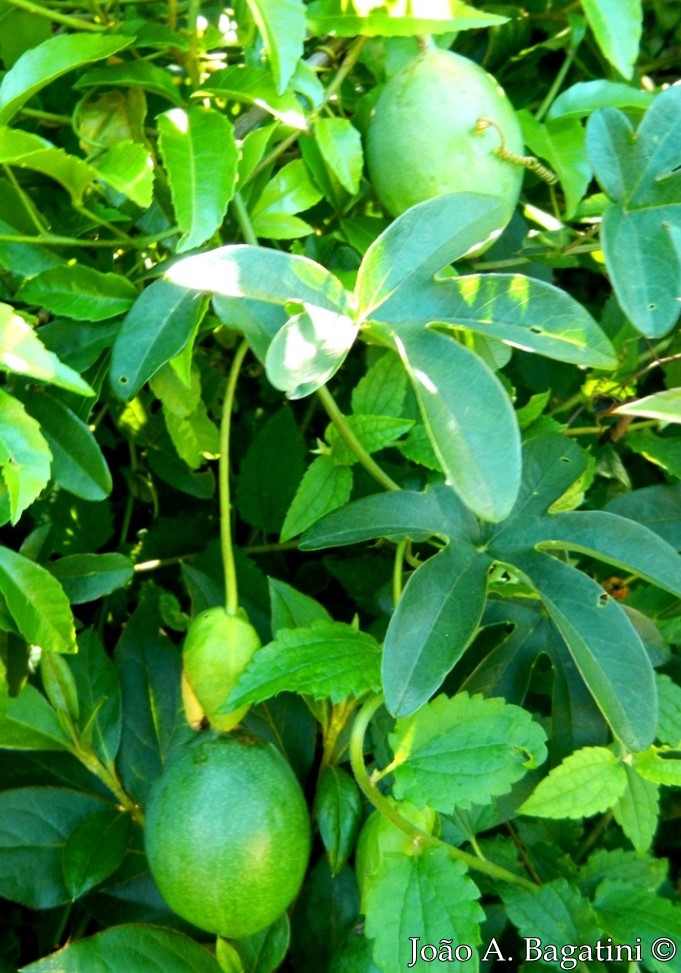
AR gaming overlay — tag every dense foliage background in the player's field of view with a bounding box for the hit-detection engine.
[1,0,681,970]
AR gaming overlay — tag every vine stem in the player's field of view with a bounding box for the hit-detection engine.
[349,695,538,891]
[316,385,401,492]
[220,339,250,616]
[3,0,105,29]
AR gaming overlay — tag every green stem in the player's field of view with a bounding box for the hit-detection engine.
[0,228,178,249]
[232,191,259,246]
[3,165,48,235]
[220,340,250,616]
[393,540,406,609]
[2,0,105,29]
[316,385,401,492]
[186,0,202,88]
[349,696,538,891]
[534,44,577,122]
[19,107,72,126]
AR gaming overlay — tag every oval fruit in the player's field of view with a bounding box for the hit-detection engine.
[182,607,261,731]
[365,48,524,223]
[144,732,311,939]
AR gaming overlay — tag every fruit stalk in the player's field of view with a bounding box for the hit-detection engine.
[220,338,249,616]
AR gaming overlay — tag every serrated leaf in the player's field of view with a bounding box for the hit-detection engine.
[307,0,507,37]
[245,0,305,93]
[390,693,547,813]
[0,388,51,523]
[19,389,112,501]
[197,66,306,127]
[19,924,222,973]
[315,117,363,195]
[167,244,350,313]
[364,848,483,972]
[265,304,358,399]
[326,415,414,465]
[396,329,520,522]
[0,303,93,395]
[109,279,206,401]
[519,746,627,818]
[226,620,381,708]
[502,878,600,949]
[634,746,681,787]
[0,126,98,204]
[158,106,238,253]
[612,761,660,854]
[0,33,132,124]
[251,159,323,239]
[16,265,137,321]
[581,0,642,79]
[62,807,130,900]
[351,350,406,417]
[594,881,681,973]
[356,193,507,319]
[383,543,491,717]
[300,483,472,551]
[92,140,154,209]
[0,546,76,654]
[0,788,109,908]
[579,847,667,896]
[656,674,681,747]
[236,408,306,532]
[48,554,133,605]
[280,455,353,541]
[268,578,331,633]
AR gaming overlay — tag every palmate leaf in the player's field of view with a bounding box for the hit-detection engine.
[226,620,381,708]
[390,693,547,813]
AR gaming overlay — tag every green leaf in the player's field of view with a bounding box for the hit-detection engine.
[606,483,681,550]
[587,87,681,337]
[581,0,642,79]
[351,350,406,417]
[197,66,306,128]
[158,106,239,253]
[19,924,223,973]
[48,554,133,605]
[512,552,656,752]
[0,546,76,654]
[230,915,290,973]
[41,651,79,723]
[385,274,617,370]
[306,0,508,37]
[316,766,362,875]
[75,60,184,104]
[315,117,363,195]
[0,787,110,908]
[519,746,627,818]
[17,265,138,321]
[364,848,483,971]
[268,578,331,633]
[0,388,51,523]
[19,389,112,501]
[280,455,353,541]
[165,403,220,470]
[110,279,206,401]
[0,303,93,395]
[236,408,306,533]
[0,683,72,751]
[390,693,547,813]
[167,244,350,313]
[634,746,681,787]
[226,620,381,708]
[326,415,414,466]
[594,881,681,973]
[548,79,653,121]
[579,847,667,896]
[383,543,491,717]
[0,216,65,277]
[265,305,358,399]
[69,628,121,765]
[245,0,305,93]
[356,193,507,319]
[62,807,130,900]
[612,762,660,854]
[251,160,324,240]
[92,141,154,209]
[614,388,681,422]
[396,329,521,522]
[502,879,600,952]
[0,128,97,204]
[0,32,132,124]
[656,674,681,747]
[518,110,591,217]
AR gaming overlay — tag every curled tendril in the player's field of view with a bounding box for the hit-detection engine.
[475,117,558,185]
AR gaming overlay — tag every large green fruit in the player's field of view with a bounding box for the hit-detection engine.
[366,48,524,222]
[182,607,260,731]
[144,732,311,939]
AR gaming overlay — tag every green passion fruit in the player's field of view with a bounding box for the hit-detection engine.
[365,48,524,224]
[144,732,311,939]
[182,606,261,731]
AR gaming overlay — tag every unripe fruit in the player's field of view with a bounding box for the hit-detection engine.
[182,607,260,731]
[366,48,524,224]
[144,732,311,939]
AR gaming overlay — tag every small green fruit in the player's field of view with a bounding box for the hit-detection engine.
[366,48,524,225]
[182,607,260,731]
[144,732,311,939]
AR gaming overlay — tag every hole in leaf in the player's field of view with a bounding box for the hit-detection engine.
[649,304,657,311]
[597,592,609,607]
[530,327,543,334]
[560,457,571,464]
[118,376,128,384]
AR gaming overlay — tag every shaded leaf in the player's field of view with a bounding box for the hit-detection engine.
[612,762,660,854]
[594,881,681,973]
[48,554,133,605]
[62,807,130,900]
[236,408,306,532]
[316,766,362,875]
[281,455,353,541]
[0,684,72,751]
[16,265,137,321]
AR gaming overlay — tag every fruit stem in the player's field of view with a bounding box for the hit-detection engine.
[220,339,250,616]
[349,695,538,891]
